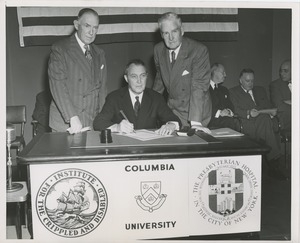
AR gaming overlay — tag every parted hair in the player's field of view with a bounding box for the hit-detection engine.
[77,8,99,21]
[124,59,146,75]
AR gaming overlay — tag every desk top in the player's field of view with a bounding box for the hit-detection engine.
[18,132,270,165]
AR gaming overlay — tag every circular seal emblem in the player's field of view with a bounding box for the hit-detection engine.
[193,159,259,227]
[36,168,108,238]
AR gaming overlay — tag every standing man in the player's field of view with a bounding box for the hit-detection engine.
[93,59,181,135]
[208,63,240,131]
[270,60,291,131]
[153,12,211,133]
[49,8,107,134]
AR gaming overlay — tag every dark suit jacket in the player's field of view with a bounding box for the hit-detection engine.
[229,85,272,119]
[270,78,291,130]
[208,85,239,130]
[48,33,107,131]
[32,90,52,134]
[153,37,211,127]
[93,87,181,131]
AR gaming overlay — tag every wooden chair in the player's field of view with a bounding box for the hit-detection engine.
[6,105,26,154]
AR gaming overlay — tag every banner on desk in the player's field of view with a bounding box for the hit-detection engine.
[29,155,261,241]
[30,159,189,241]
[188,155,261,235]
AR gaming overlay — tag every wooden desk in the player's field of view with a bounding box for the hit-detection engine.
[18,132,269,241]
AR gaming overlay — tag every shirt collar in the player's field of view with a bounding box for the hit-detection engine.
[169,44,182,60]
[128,88,144,106]
[210,80,216,89]
[75,33,87,54]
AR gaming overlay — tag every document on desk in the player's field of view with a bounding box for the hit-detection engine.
[117,129,173,141]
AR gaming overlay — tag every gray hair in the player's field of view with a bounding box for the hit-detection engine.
[158,12,182,30]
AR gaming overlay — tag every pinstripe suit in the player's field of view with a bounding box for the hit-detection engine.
[48,33,107,132]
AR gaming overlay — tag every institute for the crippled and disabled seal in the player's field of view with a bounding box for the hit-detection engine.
[36,168,108,238]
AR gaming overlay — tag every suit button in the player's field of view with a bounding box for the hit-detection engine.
[78,79,82,82]
[182,89,185,91]
[82,109,85,112]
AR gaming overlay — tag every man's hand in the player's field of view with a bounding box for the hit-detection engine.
[155,123,176,136]
[250,109,260,118]
[220,109,234,117]
[117,119,135,133]
[68,116,83,134]
[191,125,211,134]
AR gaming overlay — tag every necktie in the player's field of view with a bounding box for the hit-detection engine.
[171,51,176,68]
[134,96,141,117]
[247,90,256,104]
[84,45,92,64]
[214,83,218,89]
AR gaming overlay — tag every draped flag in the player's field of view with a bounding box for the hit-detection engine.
[17,7,239,47]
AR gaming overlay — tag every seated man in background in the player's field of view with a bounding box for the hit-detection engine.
[229,68,287,179]
[32,90,52,135]
[270,59,291,131]
[93,59,181,135]
[208,63,240,131]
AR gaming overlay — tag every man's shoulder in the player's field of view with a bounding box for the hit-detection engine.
[107,87,127,98]
[91,43,105,55]
[229,85,241,93]
[183,37,208,51]
[52,35,73,49]
[253,85,267,92]
[154,41,165,51]
[270,78,284,87]
[144,88,164,99]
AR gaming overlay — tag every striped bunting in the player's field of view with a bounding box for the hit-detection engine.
[17,7,239,47]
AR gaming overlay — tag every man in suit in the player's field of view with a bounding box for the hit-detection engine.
[153,12,211,133]
[230,68,287,179]
[93,59,181,135]
[49,8,107,134]
[270,60,291,131]
[208,63,240,131]
[32,90,52,135]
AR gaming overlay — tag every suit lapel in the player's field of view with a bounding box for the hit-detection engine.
[121,89,137,123]
[170,38,188,82]
[138,89,151,123]
[67,34,92,79]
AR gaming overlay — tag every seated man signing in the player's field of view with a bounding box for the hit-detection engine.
[93,59,181,135]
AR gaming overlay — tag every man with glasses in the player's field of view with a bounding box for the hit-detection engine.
[93,59,181,135]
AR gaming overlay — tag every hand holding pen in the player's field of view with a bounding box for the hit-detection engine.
[119,110,135,133]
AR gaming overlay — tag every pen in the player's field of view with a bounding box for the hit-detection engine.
[120,110,136,133]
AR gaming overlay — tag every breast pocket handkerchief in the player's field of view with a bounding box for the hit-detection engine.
[182,70,190,76]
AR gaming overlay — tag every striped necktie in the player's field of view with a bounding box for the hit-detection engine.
[84,45,92,64]
[171,51,176,68]
[134,96,141,117]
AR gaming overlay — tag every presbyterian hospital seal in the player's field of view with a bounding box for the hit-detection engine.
[192,159,259,227]
[36,168,108,238]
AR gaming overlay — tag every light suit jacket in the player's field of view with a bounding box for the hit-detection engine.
[153,37,212,127]
[48,34,107,131]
